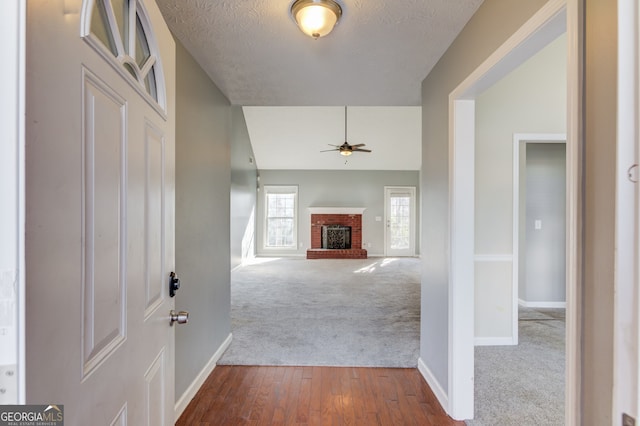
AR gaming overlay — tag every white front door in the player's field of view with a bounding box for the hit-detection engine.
[384,187,416,257]
[26,0,176,424]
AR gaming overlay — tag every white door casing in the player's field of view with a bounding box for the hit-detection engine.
[25,0,176,424]
[384,186,416,257]
[0,0,26,405]
[614,0,640,420]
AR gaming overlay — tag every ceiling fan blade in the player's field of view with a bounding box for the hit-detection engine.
[350,144,366,148]
[353,148,372,153]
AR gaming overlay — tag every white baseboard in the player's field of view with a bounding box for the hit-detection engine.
[474,336,517,346]
[518,299,566,308]
[417,357,449,414]
[174,333,233,420]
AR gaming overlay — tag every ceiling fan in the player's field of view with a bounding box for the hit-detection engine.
[321,106,372,157]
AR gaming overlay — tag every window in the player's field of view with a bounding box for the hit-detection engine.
[83,0,166,111]
[264,186,298,249]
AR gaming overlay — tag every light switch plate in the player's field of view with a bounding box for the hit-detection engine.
[534,219,542,230]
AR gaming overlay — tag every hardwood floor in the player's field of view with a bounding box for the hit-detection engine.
[177,365,464,425]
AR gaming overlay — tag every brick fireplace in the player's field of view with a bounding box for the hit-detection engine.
[307,207,368,259]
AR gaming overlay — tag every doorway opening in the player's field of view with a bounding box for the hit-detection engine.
[384,186,417,257]
[442,0,581,421]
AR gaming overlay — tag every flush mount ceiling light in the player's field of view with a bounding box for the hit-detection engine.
[290,0,342,39]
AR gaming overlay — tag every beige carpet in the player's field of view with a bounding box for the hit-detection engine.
[218,257,421,367]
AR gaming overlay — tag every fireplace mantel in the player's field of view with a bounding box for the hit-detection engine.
[308,207,366,215]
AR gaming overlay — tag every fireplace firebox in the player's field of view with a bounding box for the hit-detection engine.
[322,225,351,249]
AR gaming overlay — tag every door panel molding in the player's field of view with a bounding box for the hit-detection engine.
[144,120,166,319]
[81,69,127,379]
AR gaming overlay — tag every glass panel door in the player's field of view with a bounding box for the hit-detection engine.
[384,187,416,257]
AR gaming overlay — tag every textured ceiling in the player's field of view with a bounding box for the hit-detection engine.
[155,0,484,170]
[156,0,484,106]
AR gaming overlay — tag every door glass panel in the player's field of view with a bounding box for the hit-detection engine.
[135,16,151,68]
[91,0,117,56]
[111,0,129,52]
[390,195,410,250]
[123,62,137,79]
[144,67,158,101]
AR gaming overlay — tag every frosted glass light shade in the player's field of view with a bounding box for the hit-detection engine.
[291,0,342,39]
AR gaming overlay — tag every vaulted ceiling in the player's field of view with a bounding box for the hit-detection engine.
[156,0,485,169]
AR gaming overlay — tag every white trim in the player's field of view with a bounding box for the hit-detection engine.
[474,254,513,262]
[518,299,567,309]
[17,0,26,405]
[564,1,582,423]
[367,252,386,258]
[446,0,575,421]
[448,99,476,420]
[614,0,640,421]
[174,333,233,419]
[418,358,449,415]
[1,0,26,404]
[474,337,517,346]
[307,207,366,215]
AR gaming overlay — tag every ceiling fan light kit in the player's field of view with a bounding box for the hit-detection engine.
[290,0,342,39]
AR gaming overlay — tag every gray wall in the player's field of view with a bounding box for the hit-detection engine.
[256,170,420,257]
[522,143,566,303]
[175,41,231,399]
[230,106,258,270]
[420,0,549,395]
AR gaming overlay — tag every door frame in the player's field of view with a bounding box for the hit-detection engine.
[614,0,640,420]
[446,0,581,422]
[383,186,417,257]
[1,0,26,405]
[512,133,567,344]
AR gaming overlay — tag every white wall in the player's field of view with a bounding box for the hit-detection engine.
[473,33,566,341]
[256,170,419,257]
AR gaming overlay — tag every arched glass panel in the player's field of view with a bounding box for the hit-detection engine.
[86,0,165,109]
[135,16,151,68]
[91,0,116,56]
